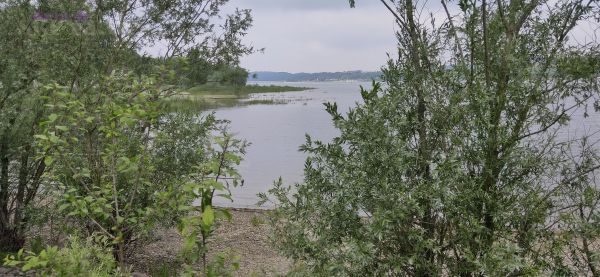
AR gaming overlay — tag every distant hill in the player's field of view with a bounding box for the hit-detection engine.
[250,70,382,82]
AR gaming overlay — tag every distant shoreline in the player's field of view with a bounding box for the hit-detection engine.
[250,70,382,82]
[249,79,375,83]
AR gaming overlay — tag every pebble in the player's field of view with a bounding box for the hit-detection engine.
[0,267,25,277]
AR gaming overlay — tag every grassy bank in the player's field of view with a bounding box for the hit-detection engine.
[163,84,311,112]
[187,84,310,95]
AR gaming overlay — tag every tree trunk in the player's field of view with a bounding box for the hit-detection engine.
[0,146,26,252]
[0,137,15,252]
[0,227,25,253]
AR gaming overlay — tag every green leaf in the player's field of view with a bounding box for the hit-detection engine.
[34,134,48,141]
[58,204,70,212]
[43,156,53,166]
[22,262,34,271]
[216,193,233,201]
[218,209,232,221]
[48,134,60,144]
[202,206,215,227]
[48,113,58,123]
[225,152,241,164]
[117,157,138,173]
[203,180,226,191]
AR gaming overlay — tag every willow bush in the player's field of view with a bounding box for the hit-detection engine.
[262,0,600,275]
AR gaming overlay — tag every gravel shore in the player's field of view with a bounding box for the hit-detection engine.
[131,208,289,276]
[1,209,286,276]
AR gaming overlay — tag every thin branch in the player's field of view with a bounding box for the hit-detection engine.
[538,164,600,206]
[441,0,464,60]
[482,0,491,87]
[380,0,403,25]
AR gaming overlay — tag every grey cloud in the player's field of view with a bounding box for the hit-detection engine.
[231,0,380,11]
[226,0,398,72]
[223,1,597,73]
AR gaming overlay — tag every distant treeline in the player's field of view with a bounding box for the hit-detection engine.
[250,70,382,82]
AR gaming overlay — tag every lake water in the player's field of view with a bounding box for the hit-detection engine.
[212,81,369,208]
[212,81,600,208]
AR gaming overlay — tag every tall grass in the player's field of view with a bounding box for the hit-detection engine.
[185,84,311,96]
[162,84,311,112]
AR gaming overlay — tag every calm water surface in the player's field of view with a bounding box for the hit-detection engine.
[212,81,369,208]
[212,81,600,208]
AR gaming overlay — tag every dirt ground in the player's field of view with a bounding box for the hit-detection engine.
[0,209,289,277]
[131,209,290,276]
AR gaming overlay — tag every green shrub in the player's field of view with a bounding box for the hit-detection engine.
[261,1,600,276]
[3,236,122,276]
[250,215,266,227]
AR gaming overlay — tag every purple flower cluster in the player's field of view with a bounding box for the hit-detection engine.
[32,10,89,22]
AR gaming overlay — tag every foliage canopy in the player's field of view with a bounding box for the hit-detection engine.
[263,0,600,275]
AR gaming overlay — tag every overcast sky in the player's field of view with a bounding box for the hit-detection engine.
[218,1,597,73]
[223,0,399,73]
